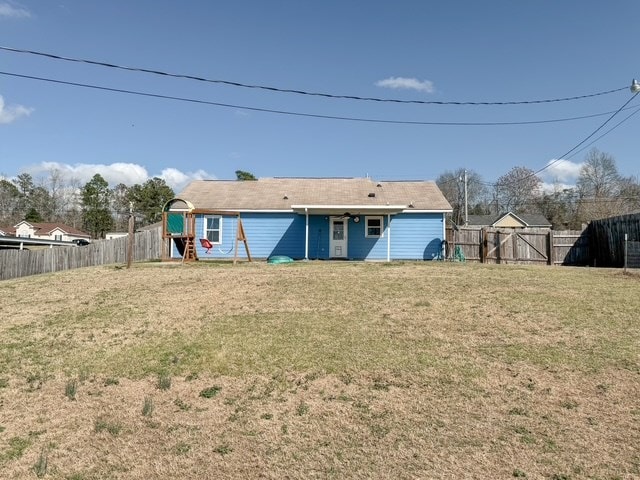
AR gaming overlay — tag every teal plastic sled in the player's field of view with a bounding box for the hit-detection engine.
[267,255,294,264]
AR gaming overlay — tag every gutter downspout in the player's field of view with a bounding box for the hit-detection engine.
[304,208,309,261]
[442,213,447,259]
[386,214,391,262]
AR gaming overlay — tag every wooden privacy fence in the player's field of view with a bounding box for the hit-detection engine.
[0,228,162,281]
[589,213,640,268]
[446,227,589,266]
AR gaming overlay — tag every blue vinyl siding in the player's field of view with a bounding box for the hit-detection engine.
[388,213,445,260]
[348,213,445,260]
[348,216,389,260]
[193,213,306,260]
[174,211,445,261]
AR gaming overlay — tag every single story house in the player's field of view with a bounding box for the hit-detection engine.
[8,221,91,242]
[464,212,551,230]
[164,177,452,261]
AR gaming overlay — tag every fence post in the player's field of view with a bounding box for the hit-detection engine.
[548,230,553,266]
[624,233,628,273]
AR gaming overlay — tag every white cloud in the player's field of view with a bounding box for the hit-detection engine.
[160,167,215,193]
[21,162,216,192]
[0,2,31,18]
[25,162,149,186]
[375,77,435,93]
[540,159,583,183]
[0,95,33,124]
[537,159,584,193]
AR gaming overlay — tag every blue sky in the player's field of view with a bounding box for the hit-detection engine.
[1,1,639,192]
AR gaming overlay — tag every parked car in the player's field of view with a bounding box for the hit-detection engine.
[72,239,91,246]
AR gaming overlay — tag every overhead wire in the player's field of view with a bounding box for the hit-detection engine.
[2,45,638,196]
[0,45,629,106]
[485,91,640,188]
[0,70,637,127]
[435,98,640,191]
[563,104,640,161]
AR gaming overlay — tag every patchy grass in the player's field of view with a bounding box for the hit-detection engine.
[0,261,638,479]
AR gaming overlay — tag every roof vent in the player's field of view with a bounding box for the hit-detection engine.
[283,194,288,199]
[376,183,382,187]
[368,192,376,198]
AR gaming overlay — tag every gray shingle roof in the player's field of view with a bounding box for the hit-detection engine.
[466,213,551,227]
[177,178,452,212]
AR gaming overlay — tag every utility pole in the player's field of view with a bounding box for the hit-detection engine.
[127,201,134,269]
[463,169,468,226]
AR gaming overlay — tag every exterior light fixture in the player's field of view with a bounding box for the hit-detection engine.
[631,79,640,93]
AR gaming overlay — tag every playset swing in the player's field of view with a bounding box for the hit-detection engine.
[162,199,251,264]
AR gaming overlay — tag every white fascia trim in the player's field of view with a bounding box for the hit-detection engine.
[292,204,407,210]
[401,209,453,213]
[200,209,293,214]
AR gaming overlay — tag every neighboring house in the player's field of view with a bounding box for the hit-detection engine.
[11,221,91,242]
[464,212,552,230]
[105,232,128,240]
[163,177,452,261]
[106,222,162,240]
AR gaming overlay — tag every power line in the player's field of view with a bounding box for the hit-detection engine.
[0,45,629,106]
[564,104,640,161]
[1,70,637,127]
[487,91,640,188]
[437,97,640,190]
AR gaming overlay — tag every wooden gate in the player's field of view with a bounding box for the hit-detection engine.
[446,227,589,265]
[481,228,550,265]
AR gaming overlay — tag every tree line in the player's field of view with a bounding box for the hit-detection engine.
[436,149,640,229]
[0,171,174,239]
[1,152,637,237]
[0,169,259,239]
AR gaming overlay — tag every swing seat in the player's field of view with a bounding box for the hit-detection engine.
[199,238,213,254]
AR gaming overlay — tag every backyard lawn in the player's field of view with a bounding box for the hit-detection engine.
[0,261,638,479]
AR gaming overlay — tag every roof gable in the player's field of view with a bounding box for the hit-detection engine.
[493,212,527,228]
[466,212,551,228]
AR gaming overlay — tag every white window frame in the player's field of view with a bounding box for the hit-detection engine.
[365,216,384,238]
[204,215,222,244]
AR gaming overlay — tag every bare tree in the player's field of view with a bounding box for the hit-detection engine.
[536,182,581,229]
[436,168,487,225]
[576,149,619,198]
[618,175,640,214]
[62,176,83,228]
[576,149,622,220]
[45,168,66,221]
[495,166,542,214]
[111,183,131,231]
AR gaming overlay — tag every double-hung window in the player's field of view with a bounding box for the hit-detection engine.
[204,216,222,243]
[365,216,384,238]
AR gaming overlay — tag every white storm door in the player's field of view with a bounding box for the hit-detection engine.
[330,217,348,258]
